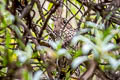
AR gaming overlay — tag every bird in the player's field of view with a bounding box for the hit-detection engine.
[53,6,77,79]
[54,17,76,45]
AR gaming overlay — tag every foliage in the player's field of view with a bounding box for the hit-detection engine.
[0,0,120,80]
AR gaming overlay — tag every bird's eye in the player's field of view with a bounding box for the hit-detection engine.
[63,19,67,24]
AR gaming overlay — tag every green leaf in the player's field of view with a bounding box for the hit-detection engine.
[108,57,120,70]
[57,48,72,59]
[5,29,11,49]
[15,43,33,63]
[47,3,53,11]
[22,69,32,80]
[102,43,116,52]
[71,35,95,47]
[102,34,114,45]
[33,70,43,80]
[82,43,92,55]
[48,40,62,50]
[86,21,97,28]
[72,56,88,69]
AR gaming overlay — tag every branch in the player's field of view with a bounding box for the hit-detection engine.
[95,66,110,80]
[38,0,60,41]
[35,0,56,40]
[20,0,35,18]
[79,59,97,80]
[34,0,45,22]
[18,19,40,46]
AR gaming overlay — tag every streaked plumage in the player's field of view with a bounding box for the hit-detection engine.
[54,17,76,43]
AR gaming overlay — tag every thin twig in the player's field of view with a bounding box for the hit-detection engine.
[38,0,60,41]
